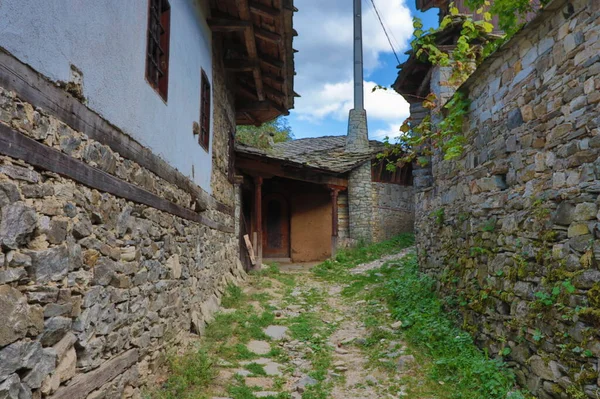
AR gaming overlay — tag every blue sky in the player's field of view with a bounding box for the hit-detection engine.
[287,0,439,141]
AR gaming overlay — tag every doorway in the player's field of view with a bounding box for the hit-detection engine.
[262,193,290,259]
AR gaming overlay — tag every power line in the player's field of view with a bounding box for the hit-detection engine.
[369,0,401,65]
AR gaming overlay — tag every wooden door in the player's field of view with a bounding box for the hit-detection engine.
[262,194,290,258]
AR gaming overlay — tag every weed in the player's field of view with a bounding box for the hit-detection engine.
[151,349,216,399]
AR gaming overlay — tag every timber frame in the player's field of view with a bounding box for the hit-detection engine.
[209,0,297,126]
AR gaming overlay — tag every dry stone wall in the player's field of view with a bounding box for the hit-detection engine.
[0,52,244,398]
[415,1,600,398]
[372,183,414,241]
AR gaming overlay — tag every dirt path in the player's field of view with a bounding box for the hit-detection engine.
[200,249,415,399]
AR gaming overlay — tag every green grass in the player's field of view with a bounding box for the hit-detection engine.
[150,349,216,399]
[312,233,414,282]
[381,254,529,399]
[245,362,267,376]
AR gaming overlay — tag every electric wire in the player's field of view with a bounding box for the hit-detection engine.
[369,0,401,65]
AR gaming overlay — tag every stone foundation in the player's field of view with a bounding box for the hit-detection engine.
[347,162,374,242]
[0,47,244,399]
[415,1,600,397]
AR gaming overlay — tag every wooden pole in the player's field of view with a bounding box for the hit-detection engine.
[330,187,339,259]
[254,176,263,269]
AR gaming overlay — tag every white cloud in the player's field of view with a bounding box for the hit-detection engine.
[296,80,410,125]
[372,122,403,140]
[291,0,414,137]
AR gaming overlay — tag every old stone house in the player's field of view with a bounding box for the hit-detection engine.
[0,0,295,398]
[395,0,600,397]
[235,132,414,264]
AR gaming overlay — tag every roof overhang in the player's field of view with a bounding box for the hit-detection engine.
[209,0,297,125]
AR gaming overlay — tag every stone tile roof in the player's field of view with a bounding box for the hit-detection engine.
[236,135,384,174]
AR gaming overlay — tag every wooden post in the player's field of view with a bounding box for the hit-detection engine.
[330,187,340,259]
[254,176,263,269]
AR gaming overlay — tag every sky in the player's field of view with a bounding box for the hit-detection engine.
[287,0,440,141]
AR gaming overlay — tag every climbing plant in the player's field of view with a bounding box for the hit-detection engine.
[382,1,549,167]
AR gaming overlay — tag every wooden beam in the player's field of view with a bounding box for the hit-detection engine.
[0,124,234,233]
[254,176,263,270]
[225,59,260,72]
[262,73,285,84]
[234,0,265,101]
[259,56,284,69]
[329,187,340,259]
[236,156,348,188]
[255,29,282,43]
[207,18,251,32]
[249,2,281,18]
[0,49,235,218]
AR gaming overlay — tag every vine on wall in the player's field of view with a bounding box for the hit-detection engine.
[382,1,550,168]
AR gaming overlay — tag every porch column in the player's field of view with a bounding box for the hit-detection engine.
[330,187,340,259]
[254,176,263,269]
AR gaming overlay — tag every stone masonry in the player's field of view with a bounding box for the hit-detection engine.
[345,109,370,153]
[0,47,244,399]
[414,1,600,397]
[348,161,374,242]
[371,182,414,242]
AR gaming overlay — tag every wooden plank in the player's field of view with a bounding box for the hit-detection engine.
[207,18,251,32]
[0,49,234,217]
[255,29,282,43]
[235,0,265,102]
[249,2,281,18]
[254,176,263,269]
[0,124,234,233]
[243,234,257,265]
[224,59,260,72]
[49,349,139,399]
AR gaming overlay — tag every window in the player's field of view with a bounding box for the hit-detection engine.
[146,0,171,101]
[199,70,211,151]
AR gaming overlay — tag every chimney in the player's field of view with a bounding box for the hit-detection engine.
[346,0,369,153]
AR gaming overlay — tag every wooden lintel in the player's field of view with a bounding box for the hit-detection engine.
[236,156,348,188]
[249,2,281,18]
[237,100,272,112]
[208,18,251,32]
[255,29,282,43]
[225,59,259,72]
[0,124,234,234]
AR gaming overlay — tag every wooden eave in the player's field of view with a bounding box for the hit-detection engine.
[236,153,348,188]
[209,0,296,126]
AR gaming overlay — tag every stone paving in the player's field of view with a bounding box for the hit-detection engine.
[204,251,416,399]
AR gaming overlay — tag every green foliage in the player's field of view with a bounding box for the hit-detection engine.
[236,117,293,149]
[384,255,526,399]
[383,1,552,167]
[152,349,216,399]
[466,0,552,35]
[431,208,445,225]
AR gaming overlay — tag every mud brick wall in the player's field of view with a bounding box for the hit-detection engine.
[0,49,244,399]
[414,1,600,398]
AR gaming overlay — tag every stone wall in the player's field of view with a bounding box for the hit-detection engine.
[0,48,244,398]
[414,1,600,397]
[348,162,373,242]
[372,183,414,242]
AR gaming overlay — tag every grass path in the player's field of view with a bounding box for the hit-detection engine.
[150,234,529,399]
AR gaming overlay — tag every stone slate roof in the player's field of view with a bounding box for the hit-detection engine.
[236,136,384,174]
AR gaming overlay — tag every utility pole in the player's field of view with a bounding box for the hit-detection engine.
[353,0,365,110]
[346,0,369,153]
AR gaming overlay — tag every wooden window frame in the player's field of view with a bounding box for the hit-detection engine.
[145,0,171,101]
[199,69,211,151]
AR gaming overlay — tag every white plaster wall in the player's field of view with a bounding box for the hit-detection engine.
[0,0,215,191]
